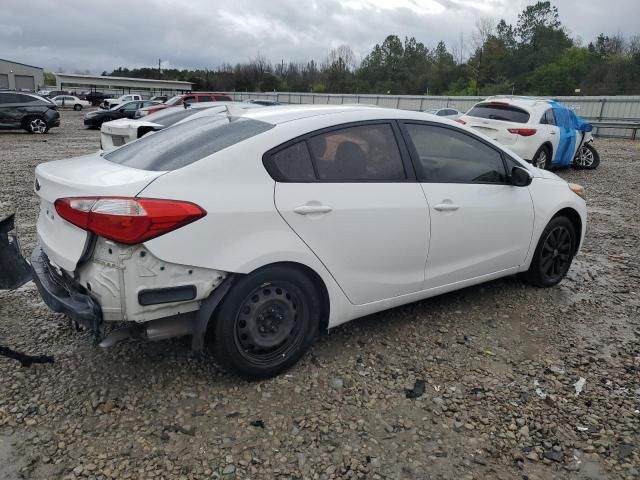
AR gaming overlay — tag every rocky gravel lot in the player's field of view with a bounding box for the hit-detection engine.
[0,110,639,480]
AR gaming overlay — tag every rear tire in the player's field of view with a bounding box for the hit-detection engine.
[531,145,551,170]
[573,143,600,170]
[522,216,576,288]
[212,266,321,379]
[24,116,49,134]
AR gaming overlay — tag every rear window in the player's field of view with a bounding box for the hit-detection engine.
[103,116,273,171]
[467,103,530,124]
[144,108,199,127]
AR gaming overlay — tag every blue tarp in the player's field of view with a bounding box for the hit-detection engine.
[547,100,593,167]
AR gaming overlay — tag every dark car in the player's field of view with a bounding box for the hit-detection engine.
[83,100,162,128]
[84,91,110,106]
[0,92,60,134]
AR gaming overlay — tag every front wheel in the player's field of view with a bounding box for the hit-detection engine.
[212,266,321,378]
[522,216,576,288]
[573,143,600,170]
[73,104,83,111]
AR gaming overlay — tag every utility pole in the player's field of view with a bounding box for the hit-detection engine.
[158,58,161,78]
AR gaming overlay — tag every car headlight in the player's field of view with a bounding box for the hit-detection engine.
[568,183,585,200]
[85,111,98,118]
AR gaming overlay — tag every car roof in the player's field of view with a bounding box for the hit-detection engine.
[478,96,553,110]
[237,104,421,125]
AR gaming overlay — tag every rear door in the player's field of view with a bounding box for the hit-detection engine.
[400,121,534,288]
[272,122,430,305]
[538,108,561,159]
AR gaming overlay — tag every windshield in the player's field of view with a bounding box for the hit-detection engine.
[103,116,274,171]
[165,96,182,106]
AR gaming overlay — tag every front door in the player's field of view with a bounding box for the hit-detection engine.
[272,122,430,305]
[401,122,535,289]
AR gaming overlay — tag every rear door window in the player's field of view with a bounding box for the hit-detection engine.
[540,109,557,126]
[197,95,213,102]
[307,123,406,181]
[467,103,530,124]
[103,116,274,171]
[214,95,232,101]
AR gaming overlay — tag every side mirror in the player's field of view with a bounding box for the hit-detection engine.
[510,166,532,187]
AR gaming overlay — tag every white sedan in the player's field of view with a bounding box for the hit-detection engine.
[30,105,587,378]
[51,95,91,111]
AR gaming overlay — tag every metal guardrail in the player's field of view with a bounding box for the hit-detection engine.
[228,91,640,140]
[589,121,640,140]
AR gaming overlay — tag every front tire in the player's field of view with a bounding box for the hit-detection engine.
[212,266,321,379]
[573,143,600,170]
[73,104,83,111]
[523,216,576,287]
[531,145,551,170]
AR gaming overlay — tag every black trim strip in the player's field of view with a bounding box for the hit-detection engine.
[138,285,197,306]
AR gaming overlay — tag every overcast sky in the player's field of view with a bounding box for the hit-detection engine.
[0,0,636,73]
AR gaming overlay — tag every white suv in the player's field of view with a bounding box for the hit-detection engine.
[458,97,596,170]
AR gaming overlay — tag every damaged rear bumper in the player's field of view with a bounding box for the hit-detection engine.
[30,245,102,332]
[0,214,32,289]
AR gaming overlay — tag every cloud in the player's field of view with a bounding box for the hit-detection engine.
[0,0,636,74]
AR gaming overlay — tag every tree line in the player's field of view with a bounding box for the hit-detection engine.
[106,2,640,96]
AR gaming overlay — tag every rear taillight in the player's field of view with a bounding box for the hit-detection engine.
[455,119,466,125]
[508,128,537,136]
[54,197,206,245]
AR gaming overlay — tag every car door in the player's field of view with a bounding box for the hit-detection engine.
[539,108,561,161]
[120,102,140,118]
[400,122,534,289]
[271,122,431,305]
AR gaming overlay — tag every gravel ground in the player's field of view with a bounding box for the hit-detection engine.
[0,110,639,480]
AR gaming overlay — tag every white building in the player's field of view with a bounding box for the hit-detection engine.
[0,58,45,91]
[54,73,193,97]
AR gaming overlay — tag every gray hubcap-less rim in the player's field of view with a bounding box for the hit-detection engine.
[534,150,547,169]
[30,118,47,134]
[576,146,594,167]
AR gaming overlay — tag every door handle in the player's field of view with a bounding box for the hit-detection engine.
[293,205,333,215]
[434,203,460,212]
[550,131,557,135]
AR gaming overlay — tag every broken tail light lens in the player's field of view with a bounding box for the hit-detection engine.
[507,128,537,136]
[55,197,206,245]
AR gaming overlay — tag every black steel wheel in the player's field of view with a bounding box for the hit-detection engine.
[523,216,576,287]
[213,266,321,378]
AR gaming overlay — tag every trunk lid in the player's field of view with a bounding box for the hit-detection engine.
[35,153,166,272]
[463,117,523,146]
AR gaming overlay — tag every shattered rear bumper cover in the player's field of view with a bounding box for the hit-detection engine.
[30,245,101,332]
